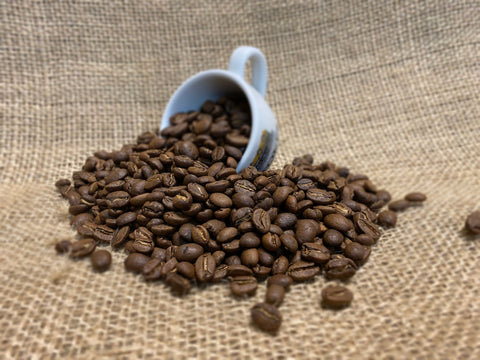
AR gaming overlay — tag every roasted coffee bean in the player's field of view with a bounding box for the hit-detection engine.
[267,274,293,290]
[324,255,357,280]
[323,214,354,233]
[257,248,275,267]
[239,232,261,248]
[225,255,242,266]
[172,190,193,210]
[272,186,294,206]
[209,193,233,208]
[69,238,96,258]
[222,239,241,253]
[175,243,204,262]
[212,264,229,282]
[321,285,353,309]
[388,199,411,212]
[274,212,297,229]
[70,213,94,228]
[216,227,238,243]
[192,225,210,246]
[234,179,256,196]
[404,192,427,202]
[262,232,281,251]
[124,253,150,273]
[111,226,130,248]
[187,182,209,201]
[287,261,320,282]
[355,233,374,246]
[376,189,392,204]
[163,211,190,226]
[251,302,282,332]
[230,276,257,296]
[90,249,112,272]
[176,261,196,279]
[280,233,298,253]
[141,257,164,280]
[301,243,330,264]
[160,257,178,277]
[295,219,318,244]
[272,255,289,275]
[377,210,397,228]
[151,247,166,261]
[252,208,271,234]
[306,189,336,205]
[116,212,137,227]
[241,248,259,267]
[165,272,191,295]
[323,229,344,247]
[344,242,370,264]
[195,253,216,282]
[466,211,480,234]
[265,284,285,307]
[353,213,381,240]
[105,191,130,208]
[55,239,72,254]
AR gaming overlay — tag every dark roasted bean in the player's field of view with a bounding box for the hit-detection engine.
[251,302,282,332]
[321,285,353,309]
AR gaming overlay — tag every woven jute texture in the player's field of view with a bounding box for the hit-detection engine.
[1,1,479,359]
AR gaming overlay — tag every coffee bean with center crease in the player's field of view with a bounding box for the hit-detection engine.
[251,302,282,332]
[252,208,271,234]
[166,272,191,295]
[301,243,330,264]
[111,226,130,248]
[187,182,209,202]
[267,274,293,290]
[93,225,115,243]
[287,261,320,282]
[69,238,96,258]
[230,276,258,296]
[195,253,216,282]
[306,189,336,205]
[324,255,357,280]
[321,285,353,309]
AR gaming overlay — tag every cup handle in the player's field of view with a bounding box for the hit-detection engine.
[228,46,268,97]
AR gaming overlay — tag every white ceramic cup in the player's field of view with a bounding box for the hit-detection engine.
[160,46,278,171]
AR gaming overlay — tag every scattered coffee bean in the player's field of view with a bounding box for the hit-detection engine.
[265,284,285,307]
[377,210,397,228]
[91,249,112,272]
[465,211,480,234]
[55,239,72,254]
[321,285,353,309]
[69,238,96,258]
[251,302,282,332]
[388,199,411,212]
[404,192,427,202]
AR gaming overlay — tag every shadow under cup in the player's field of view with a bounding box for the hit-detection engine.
[161,69,278,172]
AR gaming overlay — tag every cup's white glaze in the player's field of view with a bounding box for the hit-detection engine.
[160,46,278,171]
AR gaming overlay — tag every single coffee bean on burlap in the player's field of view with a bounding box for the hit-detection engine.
[388,199,410,212]
[377,210,397,228]
[55,240,72,254]
[465,211,480,234]
[251,302,282,332]
[91,249,112,272]
[404,192,427,202]
[321,285,353,309]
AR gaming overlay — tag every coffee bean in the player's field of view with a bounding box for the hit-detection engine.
[176,261,196,279]
[287,261,320,282]
[175,243,204,262]
[172,190,193,210]
[230,276,258,296]
[323,214,354,233]
[209,193,233,208]
[306,189,336,205]
[251,302,282,332]
[187,182,209,202]
[90,249,112,272]
[295,219,318,244]
[124,253,150,273]
[262,232,281,251]
[234,179,256,196]
[324,255,357,280]
[323,229,344,247]
[388,199,411,212]
[265,284,285,307]
[251,208,271,234]
[274,212,297,229]
[353,213,381,240]
[355,233,374,246]
[116,212,137,227]
[216,227,238,243]
[404,192,427,202]
[142,257,164,281]
[279,233,298,253]
[195,253,216,282]
[344,242,369,264]
[301,243,330,264]
[212,264,229,282]
[465,211,480,234]
[271,255,289,275]
[377,210,397,228]
[165,272,191,295]
[55,239,72,254]
[267,274,293,290]
[69,238,96,258]
[241,248,259,267]
[321,285,353,309]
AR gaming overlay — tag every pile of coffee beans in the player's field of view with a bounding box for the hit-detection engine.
[54,97,426,333]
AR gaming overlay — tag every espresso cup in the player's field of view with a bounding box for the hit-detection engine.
[160,46,278,171]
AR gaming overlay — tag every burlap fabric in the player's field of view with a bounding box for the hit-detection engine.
[1,1,479,359]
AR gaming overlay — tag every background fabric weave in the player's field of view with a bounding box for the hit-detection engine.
[1,1,479,359]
